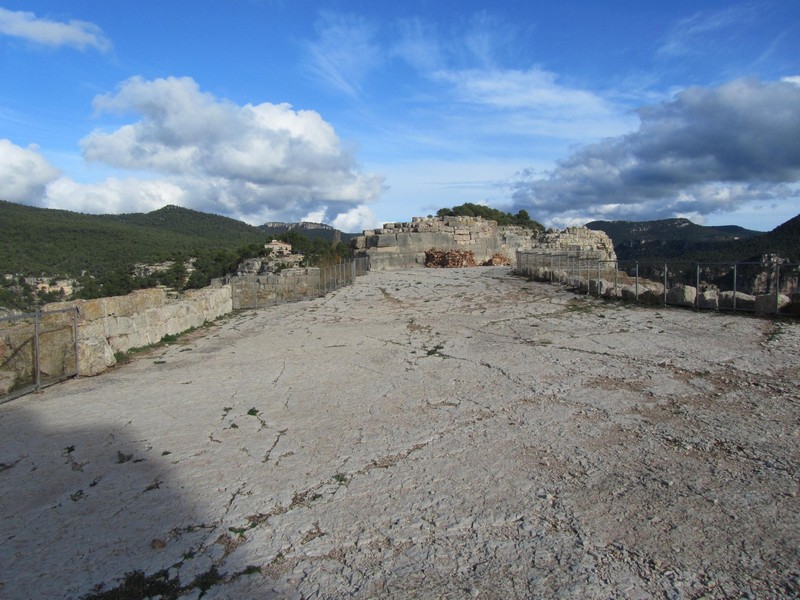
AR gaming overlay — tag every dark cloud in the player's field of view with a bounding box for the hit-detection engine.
[512,78,800,224]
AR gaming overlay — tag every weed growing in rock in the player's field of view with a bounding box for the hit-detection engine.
[116,450,133,464]
[426,344,445,356]
[567,299,593,313]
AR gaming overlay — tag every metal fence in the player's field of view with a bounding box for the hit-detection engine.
[229,257,370,310]
[1,307,80,403]
[516,251,800,316]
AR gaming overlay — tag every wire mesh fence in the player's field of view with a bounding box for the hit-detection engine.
[516,251,800,316]
[229,257,371,310]
[1,307,80,403]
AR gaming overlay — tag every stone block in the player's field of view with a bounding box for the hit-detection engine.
[620,285,639,302]
[376,234,397,248]
[698,290,719,310]
[666,285,697,307]
[78,337,116,376]
[639,283,665,305]
[38,326,76,378]
[719,291,756,310]
[754,293,791,314]
[0,370,17,395]
[396,233,413,247]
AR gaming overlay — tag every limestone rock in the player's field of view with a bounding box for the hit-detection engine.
[639,283,666,305]
[353,216,617,271]
[754,293,791,315]
[719,291,756,311]
[78,337,116,376]
[0,370,16,395]
[667,285,697,307]
[698,290,719,310]
[483,254,512,266]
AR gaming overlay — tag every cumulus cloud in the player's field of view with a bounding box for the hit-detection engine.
[45,177,186,215]
[0,7,110,52]
[331,204,380,232]
[0,139,60,204]
[78,76,383,223]
[512,78,800,225]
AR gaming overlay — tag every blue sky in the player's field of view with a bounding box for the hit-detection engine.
[1,1,798,232]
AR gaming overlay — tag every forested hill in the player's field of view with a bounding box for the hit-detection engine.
[585,218,761,244]
[0,201,267,276]
[586,216,800,262]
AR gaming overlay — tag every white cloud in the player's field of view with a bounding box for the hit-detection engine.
[45,177,186,215]
[79,76,383,223]
[512,78,800,224]
[658,5,755,58]
[0,7,110,52]
[303,12,382,98]
[430,67,637,143]
[331,205,380,232]
[0,139,60,204]
[392,18,443,72]
[2,77,383,225]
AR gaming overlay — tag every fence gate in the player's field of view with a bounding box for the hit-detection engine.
[1,307,79,403]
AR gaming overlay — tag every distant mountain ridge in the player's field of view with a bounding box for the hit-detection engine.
[585,218,761,243]
[0,201,351,276]
[257,221,356,243]
[586,215,800,263]
[261,221,337,231]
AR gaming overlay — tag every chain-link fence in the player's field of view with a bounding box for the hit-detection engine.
[229,257,370,310]
[1,307,80,403]
[516,251,800,316]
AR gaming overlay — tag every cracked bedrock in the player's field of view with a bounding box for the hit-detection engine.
[1,267,798,599]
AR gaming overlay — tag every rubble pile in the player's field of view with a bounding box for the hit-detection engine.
[483,253,512,266]
[424,249,478,268]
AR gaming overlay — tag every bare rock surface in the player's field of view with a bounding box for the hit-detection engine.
[1,267,798,599]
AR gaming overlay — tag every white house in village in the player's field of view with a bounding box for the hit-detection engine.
[265,240,293,256]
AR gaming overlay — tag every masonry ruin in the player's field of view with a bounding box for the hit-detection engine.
[351,215,617,270]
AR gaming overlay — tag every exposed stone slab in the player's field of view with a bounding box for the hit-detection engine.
[1,268,797,598]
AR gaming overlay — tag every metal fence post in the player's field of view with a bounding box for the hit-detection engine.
[733,264,738,312]
[635,262,639,302]
[776,264,781,315]
[696,263,700,310]
[33,312,41,391]
[73,306,80,376]
[664,263,668,306]
[597,261,601,297]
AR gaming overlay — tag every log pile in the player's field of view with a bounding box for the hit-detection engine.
[424,249,478,268]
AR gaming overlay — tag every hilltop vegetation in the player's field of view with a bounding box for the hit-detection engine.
[437,203,544,231]
[0,200,354,309]
[0,201,268,277]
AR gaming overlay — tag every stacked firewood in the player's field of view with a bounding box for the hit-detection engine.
[424,249,478,268]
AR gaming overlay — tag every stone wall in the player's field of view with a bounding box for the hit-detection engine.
[351,216,616,270]
[528,227,617,262]
[520,264,800,315]
[42,285,232,376]
[229,268,322,309]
